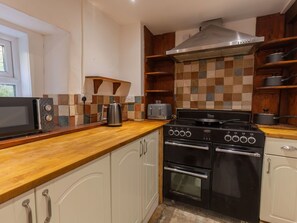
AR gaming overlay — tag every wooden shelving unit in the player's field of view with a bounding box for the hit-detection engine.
[256,85,297,90]
[257,60,297,70]
[85,76,131,95]
[144,26,175,117]
[257,36,297,50]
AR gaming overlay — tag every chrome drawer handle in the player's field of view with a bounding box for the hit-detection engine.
[165,141,209,151]
[22,199,33,223]
[164,166,208,179]
[42,189,52,223]
[215,147,261,158]
[281,145,297,151]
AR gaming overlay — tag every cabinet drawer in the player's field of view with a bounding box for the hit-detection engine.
[265,137,297,158]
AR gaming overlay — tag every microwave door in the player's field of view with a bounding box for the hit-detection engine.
[0,97,37,139]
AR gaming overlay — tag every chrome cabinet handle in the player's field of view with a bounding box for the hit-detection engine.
[164,166,208,179]
[165,141,209,151]
[281,145,297,151]
[140,141,143,157]
[266,158,271,174]
[215,147,261,158]
[42,189,52,223]
[144,139,147,155]
[22,199,33,223]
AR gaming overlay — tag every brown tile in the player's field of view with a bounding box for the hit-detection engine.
[225,61,233,69]
[234,58,243,68]
[176,94,183,101]
[77,105,84,115]
[206,86,215,93]
[232,93,242,101]
[215,78,224,85]
[233,76,243,85]
[214,101,224,109]
[190,101,198,108]
[114,96,120,103]
[191,72,198,79]
[224,85,233,93]
[69,116,75,127]
[198,101,206,109]
[84,104,90,114]
[74,95,79,104]
[135,111,141,119]
[191,80,198,87]
[92,95,98,104]
[243,58,254,68]
[183,72,191,79]
[176,87,183,94]
[199,60,207,71]
[175,101,183,108]
[176,73,183,80]
[244,67,254,76]
[206,78,215,86]
[58,94,69,105]
[243,85,253,93]
[135,103,141,111]
[225,68,233,76]
[54,105,59,116]
[183,94,190,101]
[223,93,232,101]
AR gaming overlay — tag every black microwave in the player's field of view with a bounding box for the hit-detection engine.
[0,97,55,140]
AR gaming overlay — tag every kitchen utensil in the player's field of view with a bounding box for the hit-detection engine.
[194,118,240,126]
[263,74,297,86]
[253,109,297,125]
[266,47,297,63]
[107,101,122,126]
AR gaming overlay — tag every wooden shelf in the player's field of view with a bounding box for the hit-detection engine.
[145,90,172,93]
[85,76,131,95]
[257,36,297,51]
[146,54,173,62]
[257,60,297,70]
[256,85,297,90]
[145,71,173,76]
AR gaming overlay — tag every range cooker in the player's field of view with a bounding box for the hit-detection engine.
[163,109,265,223]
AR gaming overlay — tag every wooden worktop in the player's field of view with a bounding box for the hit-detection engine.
[0,120,166,204]
[259,126,297,140]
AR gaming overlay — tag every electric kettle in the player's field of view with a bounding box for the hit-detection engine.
[107,102,122,126]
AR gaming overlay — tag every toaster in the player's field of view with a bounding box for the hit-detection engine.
[147,104,172,120]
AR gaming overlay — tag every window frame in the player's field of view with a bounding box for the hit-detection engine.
[0,32,21,97]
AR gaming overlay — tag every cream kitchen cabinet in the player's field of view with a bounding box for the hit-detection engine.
[35,154,111,223]
[111,130,159,223]
[0,190,36,223]
[260,137,297,223]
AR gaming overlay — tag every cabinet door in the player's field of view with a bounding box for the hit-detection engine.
[0,190,36,223]
[35,154,111,223]
[142,131,159,222]
[260,154,297,223]
[111,139,142,223]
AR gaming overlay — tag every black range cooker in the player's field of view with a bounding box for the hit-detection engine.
[163,109,265,223]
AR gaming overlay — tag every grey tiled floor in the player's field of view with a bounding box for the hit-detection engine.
[149,200,242,223]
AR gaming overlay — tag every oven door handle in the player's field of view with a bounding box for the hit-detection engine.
[165,141,209,151]
[164,166,208,179]
[215,147,261,158]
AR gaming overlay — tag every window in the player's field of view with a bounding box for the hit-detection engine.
[0,33,21,97]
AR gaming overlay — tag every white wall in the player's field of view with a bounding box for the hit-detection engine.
[0,0,82,94]
[119,22,143,96]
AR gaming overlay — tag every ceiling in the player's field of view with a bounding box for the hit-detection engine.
[89,0,295,34]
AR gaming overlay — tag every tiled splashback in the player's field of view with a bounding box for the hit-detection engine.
[44,94,145,127]
[175,55,254,111]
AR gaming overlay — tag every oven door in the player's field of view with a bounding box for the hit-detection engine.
[164,139,212,168]
[211,143,263,223]
[163,162,211,208]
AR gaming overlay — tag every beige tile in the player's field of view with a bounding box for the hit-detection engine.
[184,86,190,94]
[191,94,198,101]
[184,64,191,72]
[198,94,206,101]
[58,105,69,116]
[69,94,74,105]
[184,80,191,87]
[69,105,76,116]
[183,101,190,108]
[215,93,223,101]
[128,111,135,119]
[243,58,254,68]
[75,115,84,126]
[233,85,243,93]
[198,79,207,86]
[242,93,252,101]
[175,80,184,87]
[232,101,242,110]
[206,101,215,109]
[207,70,215,78]
[215,69,224,77]
[48,94,58,105]
[243,76,253,85]
[207,60,216,71]
[191,62,199,72]
[224,77,233,85]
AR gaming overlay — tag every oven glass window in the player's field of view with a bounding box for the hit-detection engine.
[0,106,29,128]
[170,172,202,200]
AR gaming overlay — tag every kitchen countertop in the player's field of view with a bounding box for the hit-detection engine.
[259,126,297,140]
[0,120,167,204]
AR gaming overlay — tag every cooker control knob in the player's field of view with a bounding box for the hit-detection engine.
[44,104,52,112]
[248,137,256,144]
[180,130,186,137]
[45,114,53,122]
[174,130,180,136]
[185,131,192,137]
[240,136,248,143]
[224,135,232,142]
[168,129,174,136]
[232,135,240,143]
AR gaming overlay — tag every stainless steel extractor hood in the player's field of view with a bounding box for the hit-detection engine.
[166,21,264,62]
